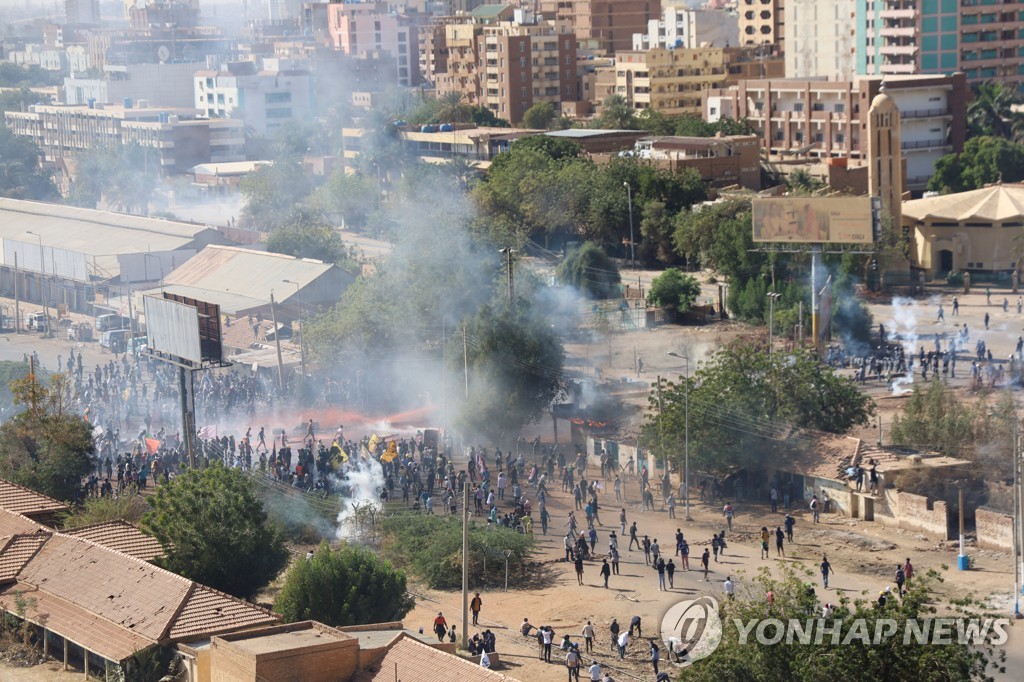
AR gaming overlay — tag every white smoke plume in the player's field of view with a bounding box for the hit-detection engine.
[888,296,922,395]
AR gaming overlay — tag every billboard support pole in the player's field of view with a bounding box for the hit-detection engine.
[270,291,285,393]
[179,367,196,468]
[13,252,19,335]
[810,245,822,348]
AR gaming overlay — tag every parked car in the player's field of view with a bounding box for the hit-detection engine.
[100,329,130,353]
[26,311,48,333]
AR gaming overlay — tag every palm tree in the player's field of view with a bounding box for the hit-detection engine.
[435,92,473,124]
[967,83,1021,139]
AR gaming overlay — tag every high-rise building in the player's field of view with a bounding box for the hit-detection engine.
[65,0,101,24]
[426,8,578,125]
[786,0,856,79]
[632,7,739,51]
[538,0,661,56]
[326,2,428,86]
[853,0,1024,87]
[194,59,313,136]
[737,0,783,53]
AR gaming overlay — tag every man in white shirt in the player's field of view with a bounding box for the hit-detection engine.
[724,576,735,600]
[582,621,595,653]
[588,660,603,681]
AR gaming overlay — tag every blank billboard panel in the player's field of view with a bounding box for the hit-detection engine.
[144,295,201,365]
[752,198,875,245]
[161,293,223,364]
[3,239,90,282]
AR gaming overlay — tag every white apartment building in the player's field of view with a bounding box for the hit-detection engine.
[632,8,739,51]
[194,58,313,136]
[66,62,205,108]
[785,0,857,79]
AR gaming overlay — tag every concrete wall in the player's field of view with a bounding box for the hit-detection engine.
[209,635,359,682]
[806,476,853,516]
[874,489,949,539]
[976,508,1013,551]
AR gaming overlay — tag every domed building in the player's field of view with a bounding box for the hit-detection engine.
[902,183,1024,277]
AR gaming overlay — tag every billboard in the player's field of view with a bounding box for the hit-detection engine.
[161,293,223,364]
[752,198,875,245]
[3,239,90,282]
[144,295,202,365]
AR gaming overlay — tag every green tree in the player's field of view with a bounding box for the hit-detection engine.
[0,88,51,114]
[967,82,1022,141]
[557,242,621,298]
[0,372,94,501]
[638,200,680,265]
[646,268,701,313]
[458,303,566,442]
[521,102,557,130]
[142,464,289,599]
[685,564,1004,681]
[645,343,873,472]
[68,143,157,214]
[470,106,510,128]
[315,171,379,229]
[0,124,58,201]
[239,161,314,231]
[275,542,413,626]
[928,136,1024,194]
[0,63,62,87]
[266,208,353,266]
[596,94,637,130]
[59,493,148,529]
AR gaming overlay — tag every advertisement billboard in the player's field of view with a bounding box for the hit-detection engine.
[752,198,875,245]
[144,295,202,365]
[3,239,90,282]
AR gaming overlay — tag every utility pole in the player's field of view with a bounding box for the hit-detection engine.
[463,325,469,398]
[269,290,284,393]
[461,478,469,648]
[767,292,781,356]
[656,375,665,470]
[798,300,803,346]
[499,248,516,311]
[13,251,19,334]
[26,232,49,337]
[668,352,690,520]
[442,313,447,433]
[623,181,635,269]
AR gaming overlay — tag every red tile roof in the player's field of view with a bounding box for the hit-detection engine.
[354,636,520,682]
[0,584,154,663]
[63,521,164,562]
[0,534,48,582]
[0,480,69,517]
[0,508,46,538]
[167,585,279,641]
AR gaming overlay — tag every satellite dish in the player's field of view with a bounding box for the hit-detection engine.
[157,45,170,63]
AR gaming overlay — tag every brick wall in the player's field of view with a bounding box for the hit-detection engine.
[875,490,949,539]
[976,508,1013,551]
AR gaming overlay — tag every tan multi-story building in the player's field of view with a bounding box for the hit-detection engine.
[426,9,579,125]
[737,0,783,52]
[702,73,967,191]
[538,0,661,56]
[326,2,429,86]
[604,46,783,117]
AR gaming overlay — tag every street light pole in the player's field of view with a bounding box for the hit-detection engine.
[25,231,49,337]
[766,292,781,356]
[668,352,691,521]
[282,279,305,378]
[623,182,635,270]
[499,248,516,312]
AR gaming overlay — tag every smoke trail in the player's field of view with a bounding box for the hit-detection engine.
[333,454,386,541]
[888,296,921,395]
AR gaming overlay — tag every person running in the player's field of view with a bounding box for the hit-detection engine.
[820,555,834,588]
[701,548,711,581]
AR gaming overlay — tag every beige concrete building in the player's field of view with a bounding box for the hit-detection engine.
[612,47,731,116]
[738,0,783,51]
[425,8,578,125]
[903,184,1024,276]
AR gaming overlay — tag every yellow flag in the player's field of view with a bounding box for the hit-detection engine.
[368,433,380,452]
[380,440,398,463]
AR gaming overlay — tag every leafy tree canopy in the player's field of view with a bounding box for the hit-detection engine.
[521,102,557,130]
[0,371,94,501]
[928,136,1024,194]
[557,242,621,298]
[266,208,355,268]
[239,161,314,231]
[646,268,701,312]
[0,124,58,201]
[457,302,566,442]
[686,564,1004,681]
[644,343,873,473]
[595,94,637,130]
[275,541,413,626]
[68,143,158,214]
[142,464,289,599]
[0,63,62,88]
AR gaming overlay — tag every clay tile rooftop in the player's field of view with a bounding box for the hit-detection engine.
[0,479,69,517]
[62,520,164,562]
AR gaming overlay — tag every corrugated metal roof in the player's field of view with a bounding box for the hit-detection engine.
[0,479,69,517]
[146,245,334,314]
[0,198,223,277]
[63,521,164,562]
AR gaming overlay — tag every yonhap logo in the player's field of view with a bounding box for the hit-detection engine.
[661,596,723,667]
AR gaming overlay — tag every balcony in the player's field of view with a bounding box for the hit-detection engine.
[901,139,951,151]
[880,63,918,73]
[900,106,951,119]
[879,9,916,19]
[879,26,916,37]
[880,44,918,55]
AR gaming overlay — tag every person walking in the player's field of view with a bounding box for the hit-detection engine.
[760,527,770,559]
[679,538,689,570]
[656,556,667,591]
[903,557,914,585]
[609,545,620,575]
[701,548,711,581]
[600,558,611,588]
[433,612,448,642]
[723,501,734,531]
[784,513,795,542]
[810,495,821,523]
[775,526,785,557]
[574,555,585,586]
[666,558,676,588]
[650,641,661,676]
[821,555,834,589]
[609,619,620,653]
[566,646,581,681]
[895,564,906,597]
[582,621,595,653]
[642,535,652,565]
[628,522,639,550]
[471,593,482,626]
[723,575,735,600]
